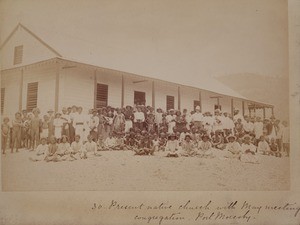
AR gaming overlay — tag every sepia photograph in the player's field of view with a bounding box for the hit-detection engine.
[0,0,290,193]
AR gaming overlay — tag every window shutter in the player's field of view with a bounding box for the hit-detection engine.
[1,88,5,114]
[166,95,175,111]
[96,83,108,108]
[26,82,38,112]
[14,45,23,65]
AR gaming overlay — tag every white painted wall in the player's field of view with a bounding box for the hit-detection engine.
[180,86,199,112]
[97,69,122,108]
[0,70,21,120]
[155,81,178,111]
[60,66,94,113]
[0,26,57,70]
[123,74,152,107]
[22,63,56,115]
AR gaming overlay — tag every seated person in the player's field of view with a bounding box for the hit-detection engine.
[70,135,83,160]
[240,135,259,164]
[29,137,48,162]
[269,138,281,157]
[165,133,180,157]
[134,135,154,156]
[224,135,241,159]
[56,135,71,161]
[181,134,197,157]
[197,134,213,158]
[81,135,101,159]
[152,134,160,152]
[45,136,59,162]
[103,133,116,150]
[158,132,167,151]
[257,135,271,155]
[114,132,125,150]
[211,130,226,150]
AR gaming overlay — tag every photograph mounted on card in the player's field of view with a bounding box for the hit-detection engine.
[0,0,290,192]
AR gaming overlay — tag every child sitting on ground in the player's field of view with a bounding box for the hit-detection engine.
[45,136,58,162]
[158,132,167,151]
[224,135,241,159]
[104,133,116,150]
[134,135,154,156]
[240,135,259,163]
[114,132,125,150]
[81,134,101,159]
[56,135,71,161]
[152,134,160,152]
[257,135,270,155]
[165,133,180,157]
[197,134,213,158]
[29,137,48,162]
[181,134,197,157]
[70,135,83,160]
[211,130,226,150]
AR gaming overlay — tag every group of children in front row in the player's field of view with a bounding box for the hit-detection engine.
[27,126,285,164]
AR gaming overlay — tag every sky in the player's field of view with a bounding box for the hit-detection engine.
[0,0,289,79]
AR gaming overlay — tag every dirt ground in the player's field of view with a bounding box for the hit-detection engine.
[1,148,290,191]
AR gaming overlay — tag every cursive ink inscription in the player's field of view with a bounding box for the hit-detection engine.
[90,200,300,224]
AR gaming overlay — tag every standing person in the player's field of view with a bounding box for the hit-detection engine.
[73,106,86,143]
[47,109,55,138]
[233,108,245,123]
[274,119,283,152]
[69,105,78,143]
[133,106,145,131]
[21,109,28,148]
[182,109,192,131]
[166,109,176,134]
[40,115,49,140]
[11,112,23,153]
[191,106,203,131]
[222,112,234,137]
[2,117,10,154]
[61,107,71,141]
[243,115,254,135]
[281,121,290,157]
[89,109,99,141]
[124,106,134,133]
[112,108,125,134]
[174,111,186,133]
[253,117,264,146]
[53,112,64,142]
[155,108,163,133]
[30,108,41,150]
[146,107,156,133]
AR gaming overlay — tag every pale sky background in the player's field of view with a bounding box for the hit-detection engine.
[0,0,288,80]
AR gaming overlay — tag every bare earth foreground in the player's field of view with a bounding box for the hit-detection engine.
[1,149,289,191]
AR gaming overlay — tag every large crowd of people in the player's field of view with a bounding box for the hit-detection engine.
[1,104,290,163]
